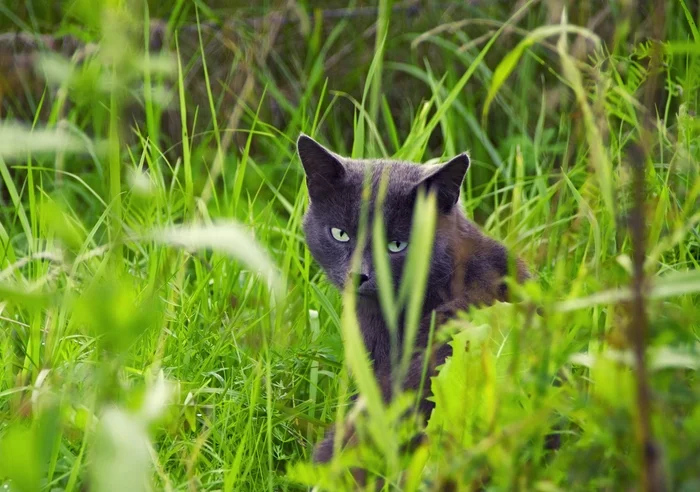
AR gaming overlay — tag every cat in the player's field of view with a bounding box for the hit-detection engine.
[297,134,530,464]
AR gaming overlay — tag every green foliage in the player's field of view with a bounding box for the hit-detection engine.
[1,0,700,491]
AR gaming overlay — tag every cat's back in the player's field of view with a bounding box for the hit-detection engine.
[449,212,530,305]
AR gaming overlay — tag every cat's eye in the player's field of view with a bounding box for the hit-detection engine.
[330,227,350,243]
[387,240,408,253]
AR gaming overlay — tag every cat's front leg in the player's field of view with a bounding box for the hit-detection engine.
[313,424,373,489]
[312,428,336,463]
[312,415,362,463]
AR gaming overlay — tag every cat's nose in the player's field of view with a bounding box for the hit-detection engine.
[352,272,375,295]
[354,273,370,286]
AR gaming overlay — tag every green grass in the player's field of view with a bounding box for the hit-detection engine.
[1,1,700,490]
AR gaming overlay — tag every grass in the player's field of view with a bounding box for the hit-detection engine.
[1,0,700,490]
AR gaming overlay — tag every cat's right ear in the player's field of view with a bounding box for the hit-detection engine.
[416,153,470,213]
[297,134,346,201]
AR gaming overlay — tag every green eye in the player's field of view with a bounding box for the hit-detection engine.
[387,240,408,253]
[330,227,350,242]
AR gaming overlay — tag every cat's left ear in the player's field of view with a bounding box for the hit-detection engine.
[417,153,470,213]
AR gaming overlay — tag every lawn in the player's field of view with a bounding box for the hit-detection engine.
[1,0,699,490]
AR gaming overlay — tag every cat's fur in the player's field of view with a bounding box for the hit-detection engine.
[297,134,529,463]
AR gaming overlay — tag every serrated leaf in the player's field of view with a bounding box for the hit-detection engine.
[427,324,491,447]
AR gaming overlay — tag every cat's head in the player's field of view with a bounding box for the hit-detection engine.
[297,134,469,298]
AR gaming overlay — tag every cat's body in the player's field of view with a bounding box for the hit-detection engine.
[297,135,529,463]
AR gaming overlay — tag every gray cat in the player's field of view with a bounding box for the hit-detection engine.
[297,134,529,464]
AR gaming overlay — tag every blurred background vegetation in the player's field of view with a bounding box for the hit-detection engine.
[1,0,699,490]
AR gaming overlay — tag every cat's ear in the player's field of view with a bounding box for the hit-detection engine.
[416,153,470,213]
[297,134,346,201]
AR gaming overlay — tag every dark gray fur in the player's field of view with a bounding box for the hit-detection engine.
[297,134,529,464]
